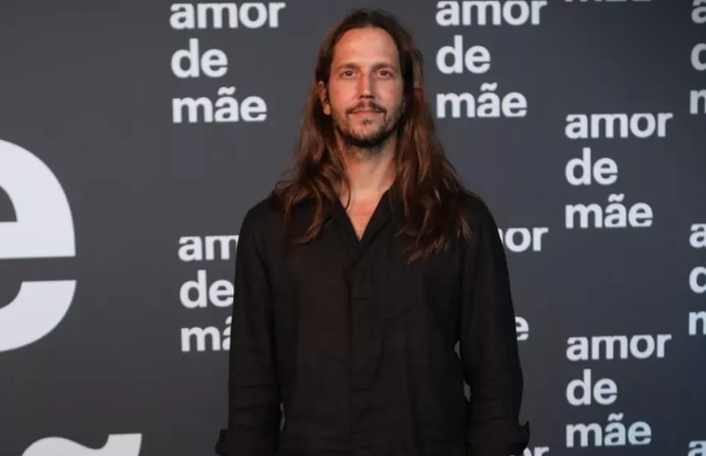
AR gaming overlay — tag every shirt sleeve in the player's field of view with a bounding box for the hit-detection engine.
[215,207,282,456]
[459,198,530,456]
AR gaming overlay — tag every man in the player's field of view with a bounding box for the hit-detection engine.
[215,8,530,456]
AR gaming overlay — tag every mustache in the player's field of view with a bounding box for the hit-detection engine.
[347,101,386,114]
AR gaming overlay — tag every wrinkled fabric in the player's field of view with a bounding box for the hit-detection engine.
[215,183,530,456]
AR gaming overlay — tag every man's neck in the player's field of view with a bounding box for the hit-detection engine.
[338,138,396,205]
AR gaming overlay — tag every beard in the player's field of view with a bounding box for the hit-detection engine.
[331,100,403,151]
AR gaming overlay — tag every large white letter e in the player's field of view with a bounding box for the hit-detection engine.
[0,139,76,352]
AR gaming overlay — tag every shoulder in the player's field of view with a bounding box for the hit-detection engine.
[233,194,288,264]
[238,191,313,247]
[458,189,501,231]
[239,192,286,235]
[449,188,507,257]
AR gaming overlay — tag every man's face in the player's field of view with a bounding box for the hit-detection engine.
[321,27,405,150]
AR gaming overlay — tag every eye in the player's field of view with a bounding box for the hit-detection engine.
[341,70,355,77]
[378,70,394,78]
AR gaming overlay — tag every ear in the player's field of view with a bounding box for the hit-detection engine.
[318,81,331,115]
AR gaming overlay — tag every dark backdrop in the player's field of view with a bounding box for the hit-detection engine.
[1,1,705,455]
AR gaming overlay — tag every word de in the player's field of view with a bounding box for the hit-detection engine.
[565,147,618,186]
[566,368,618,406]
[436,35,491,74]
[171,38,228,78]
[180,270,233,308]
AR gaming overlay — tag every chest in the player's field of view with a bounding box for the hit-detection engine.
[273,220,464,320]
[270,226,465,368]
[346,201,379,240]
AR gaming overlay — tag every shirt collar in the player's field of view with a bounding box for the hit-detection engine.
[330,179,404,225]
[285,180,405,242]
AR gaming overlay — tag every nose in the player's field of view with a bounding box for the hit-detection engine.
[357,73,374,98]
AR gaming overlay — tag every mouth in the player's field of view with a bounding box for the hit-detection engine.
[350,109,383,116]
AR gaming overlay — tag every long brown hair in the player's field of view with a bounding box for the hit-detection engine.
[271,8,473,263]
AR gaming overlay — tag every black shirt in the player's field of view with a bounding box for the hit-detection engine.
[215,182,530,456]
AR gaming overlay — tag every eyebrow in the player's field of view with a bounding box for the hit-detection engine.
[334,61,398,71]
